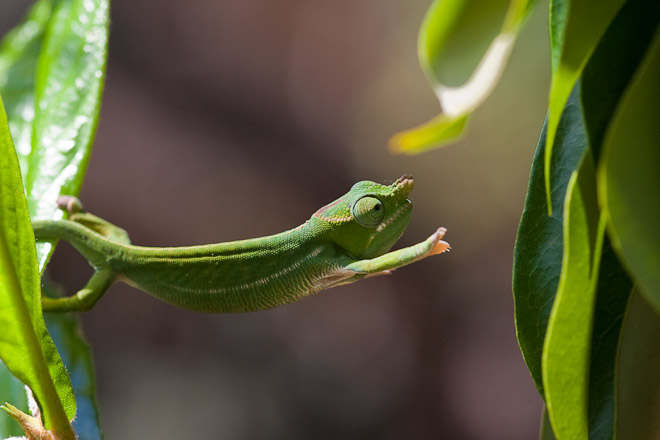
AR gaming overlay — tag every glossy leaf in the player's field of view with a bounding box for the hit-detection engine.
[542,155,604,440]
[23,0,109,271]
[615,291,660,438]
[0,0,53,177]
[513,87,586,395]
[543,0,625,212]
[390,0,538,153]
[0,95,75,436]
[598,25,660,313]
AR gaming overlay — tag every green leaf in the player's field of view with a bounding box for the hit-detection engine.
[0,95,75,435]
[0,361,28,438]
[580,3,659,437]
[418,0,509,88]
[543,0,625,213]
[514,0,659,405]
[388,113,469,154]
[580,0,660,162]
[586,238,632,440]
[539,407,557,440]
[22,0,109,271]
[615,291,660,438]
[0,0,54,177]
[542,154,604,440]
[598,25,660,313]
[513,87,587,395]
[391,0,538,153]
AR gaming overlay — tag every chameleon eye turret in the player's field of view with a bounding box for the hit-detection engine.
[352,196,385,227]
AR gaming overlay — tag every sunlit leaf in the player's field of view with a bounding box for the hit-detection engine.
[514,0,659,409]
[580,0,660,161]
[581,3,659,437]
[539,407,557,440]
[542,155,604,440]
[598,26,660,312]
[389,113,468,154]
[23,0,109,271]
[0,95,74,435]
[543,0,625,213]
[0,0,53,177]
[391,0,538,153]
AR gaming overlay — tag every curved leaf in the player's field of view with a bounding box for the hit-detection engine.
[543,0,625,212]
[542,154,604,440]
[0,95,74,436]
[514,0,659,407]
[0,0,53,177]
[513,87,586,394]
[580,2,659,437]
[391,0,538,153]
[24,0,109,271]
[598,26,660,312]
[586,237,632,440]
[389,113,469,154]
[580,0,660,162]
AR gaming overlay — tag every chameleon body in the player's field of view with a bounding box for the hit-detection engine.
[35,175,450,313]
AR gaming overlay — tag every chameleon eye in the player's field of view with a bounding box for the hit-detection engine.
[351,196,385,228]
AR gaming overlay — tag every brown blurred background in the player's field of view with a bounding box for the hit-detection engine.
[2,1,550,438]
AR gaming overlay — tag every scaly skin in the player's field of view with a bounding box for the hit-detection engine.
[35,175,450,313]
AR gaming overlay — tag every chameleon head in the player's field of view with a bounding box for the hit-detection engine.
[312,175,414,259]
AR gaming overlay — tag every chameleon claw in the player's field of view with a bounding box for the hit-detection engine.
[429,227,451,255]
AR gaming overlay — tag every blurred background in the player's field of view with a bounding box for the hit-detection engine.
[2,1,550,438]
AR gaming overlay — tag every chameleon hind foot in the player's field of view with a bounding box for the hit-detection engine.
[54,195,132,244]
[57,195,84,215]
[42,269,115,312]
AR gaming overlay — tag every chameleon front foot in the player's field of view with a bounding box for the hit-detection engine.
[428,227,451,256]
[345,227,451,275]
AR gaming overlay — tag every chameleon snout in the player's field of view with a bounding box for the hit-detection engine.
[393,174,414,199]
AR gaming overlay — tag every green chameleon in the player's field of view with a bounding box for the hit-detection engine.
[35,175,450,313]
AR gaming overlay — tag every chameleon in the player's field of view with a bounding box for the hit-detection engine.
[35,175,450,313]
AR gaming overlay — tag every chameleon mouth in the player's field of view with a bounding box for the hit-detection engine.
[377,199,412,232]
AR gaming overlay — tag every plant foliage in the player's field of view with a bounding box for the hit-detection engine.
[397,0,660,437]
[0,0,108,438]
